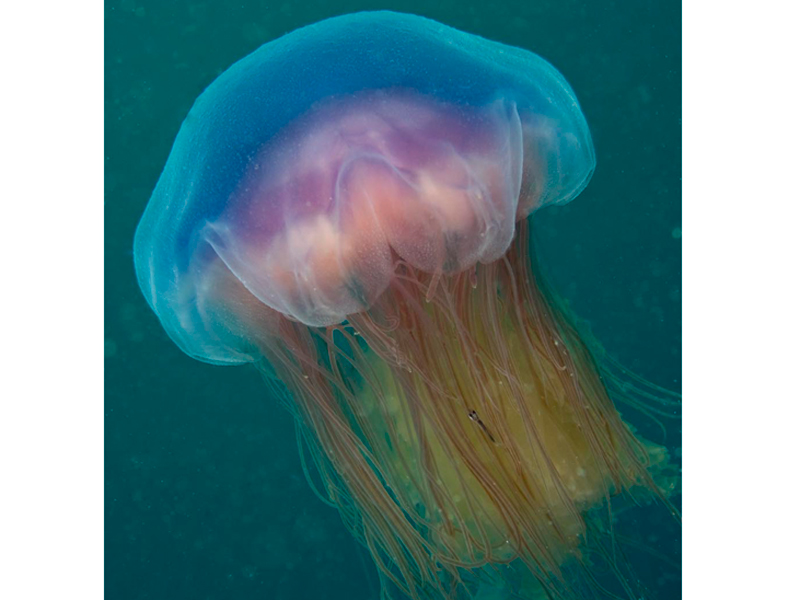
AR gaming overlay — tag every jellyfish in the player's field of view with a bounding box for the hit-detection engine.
[134,11,679,600]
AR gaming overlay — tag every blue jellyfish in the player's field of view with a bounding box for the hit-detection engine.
[135,12,678,600]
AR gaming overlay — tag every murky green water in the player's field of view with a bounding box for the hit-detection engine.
[105,2,680,598]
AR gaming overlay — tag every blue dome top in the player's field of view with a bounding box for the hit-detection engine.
[134,11,595,364]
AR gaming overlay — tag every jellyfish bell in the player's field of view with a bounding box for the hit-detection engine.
[134,11,679,600]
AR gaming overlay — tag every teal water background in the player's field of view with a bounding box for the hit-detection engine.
[105,1,681,598]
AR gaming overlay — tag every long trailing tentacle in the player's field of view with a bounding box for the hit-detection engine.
[254,219,680,600]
